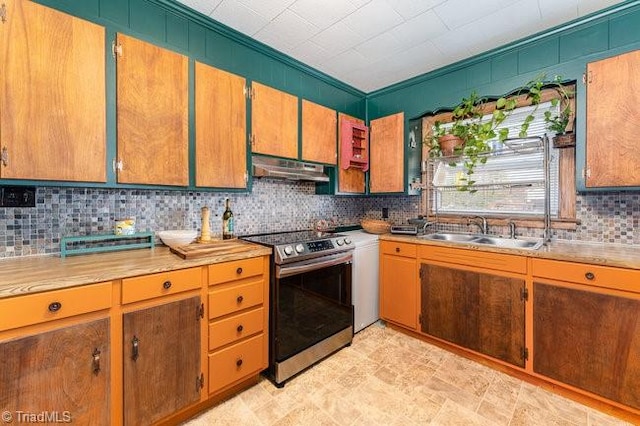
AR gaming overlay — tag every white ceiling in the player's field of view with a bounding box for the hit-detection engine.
[176,0,625,92]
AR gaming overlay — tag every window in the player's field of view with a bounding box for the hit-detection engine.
[430,101,560,217]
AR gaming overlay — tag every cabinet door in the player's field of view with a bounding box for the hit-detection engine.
[195,62,247,188]
[380,254,416,329]
[116,33,188,186]
[0,0,106,182]
[534,282,640,409]
[586,50,640,187]
[123,296,201,425]
[337,113,366,194]
[251,82,298,159]
[0,318,110,425]
[301,100,337,164]
[370,112,404,193]
[420,264,525,367]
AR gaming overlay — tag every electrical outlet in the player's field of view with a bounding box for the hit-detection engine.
[0,186,36,208]
[382,208,389,219]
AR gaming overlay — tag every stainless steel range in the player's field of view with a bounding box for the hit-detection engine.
[242,230,354,387]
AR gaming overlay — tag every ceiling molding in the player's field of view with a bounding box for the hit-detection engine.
[146,0,366,97]
[367,0,640,98]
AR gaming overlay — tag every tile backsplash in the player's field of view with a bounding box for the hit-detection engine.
[0,180,417,258]
[0,180,636,258]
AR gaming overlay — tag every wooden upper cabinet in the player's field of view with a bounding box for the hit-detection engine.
[195,62,247,188]
[0,0,106,182]
[251,82,298,159]
[586,50,640,188]
[115,33,188,186]
[301,100,337,164]
[337,113,366,194]
[370,112,404,193]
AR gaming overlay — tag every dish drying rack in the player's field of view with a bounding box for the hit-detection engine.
[425,135,552,243]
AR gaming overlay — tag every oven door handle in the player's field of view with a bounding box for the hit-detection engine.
[276,252,353,279]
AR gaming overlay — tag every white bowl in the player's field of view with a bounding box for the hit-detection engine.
[158,230,197,248]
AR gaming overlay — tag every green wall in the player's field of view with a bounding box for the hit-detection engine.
[365,0,640,191]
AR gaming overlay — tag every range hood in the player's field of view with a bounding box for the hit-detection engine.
[252,155,329,182]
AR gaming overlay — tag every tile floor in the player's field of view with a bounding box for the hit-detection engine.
[183,323,633,425]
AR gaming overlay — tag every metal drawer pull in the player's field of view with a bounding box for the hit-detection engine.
[585,272,595,280]
[237,295,244,303]
[237,324,244,333]
[236,358,243,367]
[92,348,101,374]
[395,247,400,253]
[236,267,243,275]
[48,302,62,312]
[132,336,139,361]
[163,280,172,289]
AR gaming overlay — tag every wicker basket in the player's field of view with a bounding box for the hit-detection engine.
[361,219,391,234]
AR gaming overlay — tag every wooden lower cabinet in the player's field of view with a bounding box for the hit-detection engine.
[533,282,640,409]
[0,318,110,425]
[123,296,201,426]
[420,264,526,367]
[207,256,269,395]
[380,241,417,330]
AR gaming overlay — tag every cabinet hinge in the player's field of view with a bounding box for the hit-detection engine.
[244,171,248,183]
[522,347,529,361]
[1,147,8,167]
[198,303,204,320]
[582,167,591,180]
[249,134,255,147]
[520,287,529,302]
[197,373,204,392]
[1,3,7,24]
[244,85,253,99]
[419,267,423,279]
[112,40,123,59]
[582,72,586,84]
[112,159,123,173]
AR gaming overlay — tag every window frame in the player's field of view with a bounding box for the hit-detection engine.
[420,86,577,230]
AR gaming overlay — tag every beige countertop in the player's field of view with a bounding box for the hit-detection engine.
[380,234,640,270]
[0,244,272,299]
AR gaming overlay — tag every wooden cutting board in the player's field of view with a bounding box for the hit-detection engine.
[170,239,258,259]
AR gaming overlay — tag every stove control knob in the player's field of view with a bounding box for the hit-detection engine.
[283,246,294,256]
[336,239,344,246]
[344,238,352,245]
[295,244,305,253]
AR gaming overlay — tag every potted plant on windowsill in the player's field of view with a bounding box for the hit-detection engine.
[427,77,545,191]
[544,80,576,148]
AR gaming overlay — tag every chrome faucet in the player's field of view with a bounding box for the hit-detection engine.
[508,221,516,239]
[468,216,488,234]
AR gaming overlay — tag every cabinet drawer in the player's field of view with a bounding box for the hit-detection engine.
[419,245,527,274]
[208,279,264,319]
[209,307,264,351]
[532,258,640,293]
[208,257,263,286]
[122,267,201,304]
[208,334,265,394]
[0,282,112,332]
[380,241,416,258]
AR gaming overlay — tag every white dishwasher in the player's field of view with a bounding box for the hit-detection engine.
[342,230,380,333]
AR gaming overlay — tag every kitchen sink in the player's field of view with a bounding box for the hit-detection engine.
[420,233,544,250]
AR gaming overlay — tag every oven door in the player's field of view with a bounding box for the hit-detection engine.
[274,251,353,363]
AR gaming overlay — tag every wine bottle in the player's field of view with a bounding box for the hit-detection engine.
[222,198,234,240]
